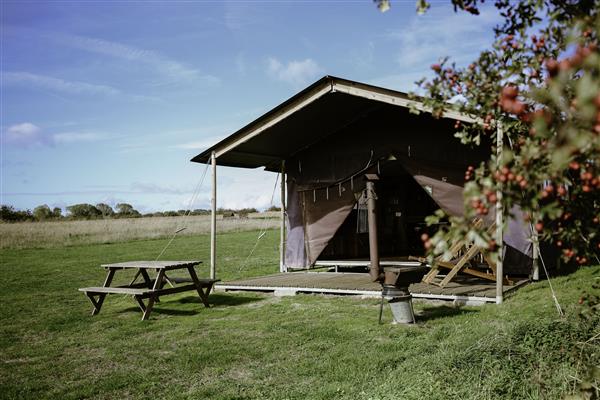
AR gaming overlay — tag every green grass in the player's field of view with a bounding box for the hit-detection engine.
[0,229,598,399]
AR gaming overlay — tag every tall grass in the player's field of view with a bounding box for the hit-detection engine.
[0,213,280,249]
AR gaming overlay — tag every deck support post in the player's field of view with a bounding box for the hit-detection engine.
[280,160,287,273]
[495,124,504,304]
[210,151,217,280]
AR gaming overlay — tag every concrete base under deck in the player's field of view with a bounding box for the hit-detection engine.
[215,271,529,305]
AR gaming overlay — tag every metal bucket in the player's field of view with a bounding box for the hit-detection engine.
[381,285,416,324]
[388,294,415,324]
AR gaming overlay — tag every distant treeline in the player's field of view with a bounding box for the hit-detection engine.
[0,203,281,223]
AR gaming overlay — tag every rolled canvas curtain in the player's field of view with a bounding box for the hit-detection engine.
[285,180,308,268]
[301,183,360,266]
[412,175,533,258]
[285,179,362,269]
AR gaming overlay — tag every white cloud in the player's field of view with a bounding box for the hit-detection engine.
[3,122,50,147]
[53,132,106,144]
[267,57,324,86]
[2,122,106,147]
[386,6,499,69]
[54,33,219,85]
[3,71,160,101]
[3,72,121,96]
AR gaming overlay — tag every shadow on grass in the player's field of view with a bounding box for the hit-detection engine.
[178,293,265,307]
[118,307,199,316]
[416,305,478,322]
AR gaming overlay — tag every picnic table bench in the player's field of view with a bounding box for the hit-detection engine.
[79,260,219,320]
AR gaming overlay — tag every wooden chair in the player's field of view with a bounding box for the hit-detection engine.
[411,218,512,288]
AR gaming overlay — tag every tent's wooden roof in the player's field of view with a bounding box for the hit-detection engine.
[191,76,475,171]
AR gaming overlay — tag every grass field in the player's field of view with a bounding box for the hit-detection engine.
[0,229,598,399]
[0,212,279,249]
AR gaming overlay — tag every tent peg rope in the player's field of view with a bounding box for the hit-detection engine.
[154,159,211,262]
[237,171,281,274]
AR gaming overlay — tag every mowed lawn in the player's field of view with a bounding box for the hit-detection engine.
[0,229,598,399]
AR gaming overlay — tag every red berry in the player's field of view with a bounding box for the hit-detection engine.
[546,59,559,76]
[535,222,544,232]
[559,59,571,71]
[502,85,518,99]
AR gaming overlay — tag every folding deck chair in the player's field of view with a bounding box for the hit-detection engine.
[411,218,513,288]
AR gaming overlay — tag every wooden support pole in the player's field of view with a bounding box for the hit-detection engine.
[496,124,504,304]
[210,151,217,280]
[280,160,286,273]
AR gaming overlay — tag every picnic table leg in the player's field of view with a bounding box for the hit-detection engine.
[140,269,153,288]
[141,297,156,320]
[91,268,116,316]
[85,293,102,315]
[140,268,161,303]
[134,296,146,313]
[140,269,165,320]
[128,269,141,286]
[186,266,212,308]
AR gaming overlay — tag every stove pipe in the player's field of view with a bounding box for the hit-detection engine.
[365,175,381,283]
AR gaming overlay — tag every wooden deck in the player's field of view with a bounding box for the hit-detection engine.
[216,272,529,304]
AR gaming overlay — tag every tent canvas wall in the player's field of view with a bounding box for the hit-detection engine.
[192,76,536,292]
[280,105,533,273]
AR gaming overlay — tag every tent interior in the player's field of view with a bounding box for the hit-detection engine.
[318,162,443,263]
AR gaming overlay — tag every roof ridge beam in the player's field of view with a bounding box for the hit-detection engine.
[332,81,478,124]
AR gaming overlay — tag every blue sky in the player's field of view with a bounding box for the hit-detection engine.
[1,1,500,213]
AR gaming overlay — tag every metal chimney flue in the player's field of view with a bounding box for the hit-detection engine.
[364,174,428,324]
[365,174,381,283]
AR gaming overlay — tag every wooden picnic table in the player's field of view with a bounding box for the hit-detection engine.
[79,260,219,320]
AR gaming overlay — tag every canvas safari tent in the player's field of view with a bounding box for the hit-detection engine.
[192,76,537,303]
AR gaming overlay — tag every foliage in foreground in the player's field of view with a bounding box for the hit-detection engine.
[377,0,599,267]
[0,231,598,399]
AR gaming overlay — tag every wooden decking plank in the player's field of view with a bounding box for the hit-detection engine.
[219,272,525,300]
